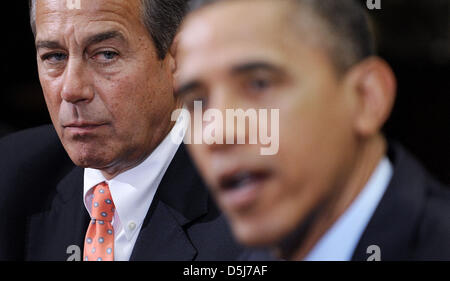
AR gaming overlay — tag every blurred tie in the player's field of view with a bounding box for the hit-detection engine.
[83,182,115,261]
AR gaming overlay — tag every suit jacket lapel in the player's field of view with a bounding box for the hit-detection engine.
[129,200,197,261]
[352,143,427,261]
[26,144,210,261]
[26,166,90,261]
[130,144,209,261]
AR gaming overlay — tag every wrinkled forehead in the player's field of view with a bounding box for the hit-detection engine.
[35,0,142,38]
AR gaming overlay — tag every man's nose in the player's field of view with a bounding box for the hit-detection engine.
[202,88,245,152]
[60,58,94,104]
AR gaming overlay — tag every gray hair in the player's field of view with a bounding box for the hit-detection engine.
[28,0,189,59]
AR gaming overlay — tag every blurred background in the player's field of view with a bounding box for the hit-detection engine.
[0,0,448,184]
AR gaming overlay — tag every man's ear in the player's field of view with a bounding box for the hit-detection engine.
[168,32,183,107]
[168,32,181,75]
[345,57,397,137]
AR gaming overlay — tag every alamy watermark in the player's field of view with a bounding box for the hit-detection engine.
[66,0,81,10]
[67,245,81,261]
[366,0,382,10]
[170,101,280,156]
[366,245,381,261]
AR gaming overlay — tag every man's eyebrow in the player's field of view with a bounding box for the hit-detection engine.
[231,61,283,74]
[36,40,64,50]
[83,30,127,47]
[174,81,202,98]
[35,31,126,50]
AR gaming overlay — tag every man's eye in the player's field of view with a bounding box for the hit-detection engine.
[92,51,119,63]
[248,78,272,92]
[42,53,68,63]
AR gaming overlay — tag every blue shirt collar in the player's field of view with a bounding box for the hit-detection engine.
[304,157,393,261]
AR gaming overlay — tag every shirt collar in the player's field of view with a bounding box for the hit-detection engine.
[304,156,393,261]
[83,118,186,240]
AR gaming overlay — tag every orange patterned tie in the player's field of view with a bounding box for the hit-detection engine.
[83,182,115,261]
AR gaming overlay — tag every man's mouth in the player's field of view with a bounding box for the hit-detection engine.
[220,171,269,190]
[63,122,108,134]
[217,169,271,211]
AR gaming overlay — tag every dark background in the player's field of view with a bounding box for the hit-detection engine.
[0,0,448,184]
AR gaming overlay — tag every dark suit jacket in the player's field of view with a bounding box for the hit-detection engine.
[0,125,243,261]
[242,142,450,261]
[351,142,450,260]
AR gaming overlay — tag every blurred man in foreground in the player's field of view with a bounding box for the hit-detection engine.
[175,0,450,260]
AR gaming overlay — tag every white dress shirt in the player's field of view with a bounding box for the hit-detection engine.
[83,119,186,261]
[304,157,393,261]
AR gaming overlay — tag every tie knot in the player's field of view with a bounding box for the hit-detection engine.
[91,182,115,222]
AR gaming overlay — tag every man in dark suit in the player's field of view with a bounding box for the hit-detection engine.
[0,0,242,261]
[0,125,241,261]
[174,0,450,260]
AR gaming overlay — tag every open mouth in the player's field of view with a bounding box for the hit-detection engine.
[220,171,270,191]
[217,169,271,210]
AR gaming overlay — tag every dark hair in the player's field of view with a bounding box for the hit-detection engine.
[189,0,375,73]
[29,0,189,60]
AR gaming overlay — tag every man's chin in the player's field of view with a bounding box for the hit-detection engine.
[71,155,107,169]
[231,217,289,248]
[64,145,112,169]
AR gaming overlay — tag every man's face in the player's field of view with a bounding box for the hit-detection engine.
[176,1,359,246]
[35,0,178,176]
